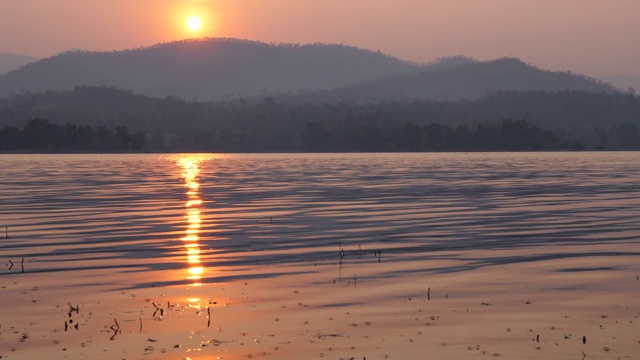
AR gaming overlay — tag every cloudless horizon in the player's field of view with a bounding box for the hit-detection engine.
[1,0,639,79]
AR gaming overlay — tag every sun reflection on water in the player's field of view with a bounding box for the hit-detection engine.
[177,155,213,287]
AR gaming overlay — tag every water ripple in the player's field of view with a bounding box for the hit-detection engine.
[1,152,639,288]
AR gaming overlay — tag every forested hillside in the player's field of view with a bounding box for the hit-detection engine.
[1,86,639,152]
[0,53,37,75]
[280,58,615,103]
[0,38,414,100]
[0,39,616,103]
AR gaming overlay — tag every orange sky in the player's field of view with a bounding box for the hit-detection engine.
[1,0,638,78]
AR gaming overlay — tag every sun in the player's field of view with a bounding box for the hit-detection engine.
[187,16,202,31]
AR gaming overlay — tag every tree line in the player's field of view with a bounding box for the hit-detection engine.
[3,116,639,153]
[0,118,146,152]
[1,87,639,152]
[155,117,639,152]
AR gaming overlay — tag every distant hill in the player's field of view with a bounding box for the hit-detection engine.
[421,55,477,72]
[0,53,38,76]
[0,38,615,104]
[603,74,640,93]
[0,38,415,101]
[1,85,637,133]
[2,86,639,152]
[0,40,616,103]
[281,57,616,103]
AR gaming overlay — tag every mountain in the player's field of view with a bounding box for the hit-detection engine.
[0,38,415,101]
[421,55,477,72]
[280,57,616,104]
[0,53,38,76]
[0,39,617,104]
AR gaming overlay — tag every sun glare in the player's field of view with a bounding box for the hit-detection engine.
[187,16,202,31]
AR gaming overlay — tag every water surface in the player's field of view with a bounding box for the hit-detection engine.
[2,152,639,288]
[1,152,639,359]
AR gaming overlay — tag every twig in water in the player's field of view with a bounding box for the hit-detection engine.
[354,273,357,287]
[5,226,8,239]
[139,316,143,333]
[207,307,211,328]
[110,318,121,340]
[8,260,13,270]
[152,302,165,317]
[21,258,24,273]
[68,303,79,317]
[427,287,431,301]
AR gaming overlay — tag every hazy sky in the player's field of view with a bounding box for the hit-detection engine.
[1,0,638,78]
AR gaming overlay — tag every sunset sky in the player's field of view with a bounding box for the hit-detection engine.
[1,0,638,79]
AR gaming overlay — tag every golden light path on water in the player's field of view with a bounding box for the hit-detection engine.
[177,155,213,305]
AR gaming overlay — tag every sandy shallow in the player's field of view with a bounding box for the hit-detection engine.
[3,242,639,360]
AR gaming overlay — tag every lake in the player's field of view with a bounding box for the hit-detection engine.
[1,152,639,359]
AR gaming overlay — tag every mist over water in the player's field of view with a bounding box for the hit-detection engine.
[1,152,639,289]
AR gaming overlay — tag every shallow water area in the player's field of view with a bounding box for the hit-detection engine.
[1,152,640,359]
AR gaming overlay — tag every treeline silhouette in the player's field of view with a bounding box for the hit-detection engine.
[4,116,638,153]
[159,117,639,152]
[0,118,145,152]
[1,87,639,152]
[1,87,637,134]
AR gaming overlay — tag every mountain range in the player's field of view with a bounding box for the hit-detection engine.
[0,38,618,102]
[0,38,413,101]
[280,57,614,104]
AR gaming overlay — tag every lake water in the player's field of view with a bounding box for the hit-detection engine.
[1,152,639,359]
[2,152,639,286]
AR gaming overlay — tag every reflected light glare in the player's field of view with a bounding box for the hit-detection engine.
[177,155,214,287]
[186,199,203,207]
[189,267,204,275]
